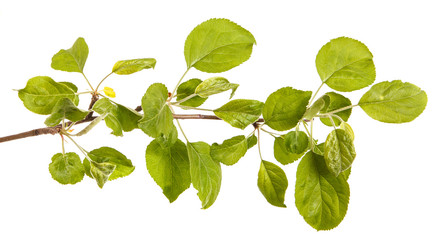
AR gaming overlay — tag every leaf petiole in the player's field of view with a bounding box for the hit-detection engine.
[171,68,190,98]
[81,73,95,92]
[95,72,114,91]
[307,82,325,107]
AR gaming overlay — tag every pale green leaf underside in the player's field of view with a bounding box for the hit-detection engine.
[176,78,207,107]
[187,141,222,209]
[18,76,77,115]
[211,135,248,165]
[146,139,190,203]
[214,99,263,129]
[195,77,238,99]
[257,160,288,208]
[184,18,256,73]
[49,152,85,185]
[273,137,305,165]
[112,58,156,75]
[316,37,375,92]
[51,37,88,73]
[295,151,350,231]
[45,98,89,127]
[358,80,428,123]
[324,129,356,176]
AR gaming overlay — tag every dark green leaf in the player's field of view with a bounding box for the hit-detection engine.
[187,142,222,209]
[112,58,156,75]
[184,18,256,73]
[316,37,375,92]
[320,92,352,127]
[49,152,85,185]
[18,76,77,114]
[45,98,89,127]
[358,80,428,123]
[295,151,350,230]
[324,129,356,176]
[211,135,248,166]
[284,131,309,154]
[176,78,207,107]
[146,139,190,203]
[195,77,238,98]
[51,37,89,73]
[263,87,312,131]
[138,83,174,138]
[273,137,305,165]
[257,160,288,208]
[214,99,263,129]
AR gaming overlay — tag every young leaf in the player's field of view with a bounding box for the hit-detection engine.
[273,137,305,165]
[146,138,191,203]
[18,76,77,114]
[320,92,352,127]
[195,77,239,99]
[184,18,256,73]
[303,95,329,120]
[247,134,258,149]
[89,161,116,189]
[316,37,375,92]
[340,122,355,140]
[187,142,222,209]
[284,131,309,154]
[49,152,85,185]
[214,99,264,129]
[138,83,174,138]
[103,87,116,98]
[45,98,89,127]
[257,160,288,208]
[83,147,135,181]
[263,87,312,131]
[211,135,248,165]
[176,78,207,107]
[324,129,356,176]
[92,98,142,136]
[51,37,89,73]
[295,151,350,230]
[358,80,428,123]
[112,58,156,75]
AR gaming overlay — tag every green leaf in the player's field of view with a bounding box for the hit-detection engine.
[214,99,263,129]
[184,18,256,73]
[295,151,350,230]
[58,81,79,105]
[284,130,309,154]
[18,76,77,115]
[211,135,248,166]
[273,137,305,165]
[45,98,89,127]
[340,122,355,140]
[146,138,191,203]
[247,134,258,149]
[324,129,356,176]
[89,161,116,189]
[83,147,135,182]
[263,87,312,131]
[176,78,207,107]
[358,80,428,123]
[112,58,156,75]
[320,92,352,126]
[49,152,85,185]
[257,160,288,208]
[340,167,351,181]
[187,142,222,209]
[92,98,142,136]
[138,83,174,138]
[303,95,329,120]
[195,77,239,98]
[316,37,375,92]
[51,37,89,73]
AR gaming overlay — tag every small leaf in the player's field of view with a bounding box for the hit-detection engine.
[195,77,239,98]
[320,92,352,127]
[358,80,428,123]
[340,122,355,140]
[246,134,258,149]
[89,161,116,189]
[303,95,329,120]
[112,58,156,75]
[51,37,89,73]
[18,76,77,114]
[295,151,350,230]
[214,99,263,129]
[184,18,256,73]
[324,129,356,176]
[187,142,222,209]
[45,98,89,127]
[176,78,207,107]
[83,147,135,182]
[138,83,174,138]
[49,152,85,185]
[273,137,305,165]
[257,160,288,208]
[263,87,312,131]
[211,135,248,166]
[284,131,309,154]
[316,37,375,92]
[103,87,116,98]
[146,138,191,203]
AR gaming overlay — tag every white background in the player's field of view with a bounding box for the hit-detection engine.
[0,0,439,239]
